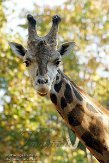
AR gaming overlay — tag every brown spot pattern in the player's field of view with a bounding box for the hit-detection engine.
[81,131,106,154]
[54,80,62,93]
[64,83,73,103]
[61,97,67,109]
[73,86,83,101]
[50,93,57,105]
[68,104,84,126]
[89,124,101,136]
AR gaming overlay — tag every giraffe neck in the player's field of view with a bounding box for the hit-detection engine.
[50,70,109,163]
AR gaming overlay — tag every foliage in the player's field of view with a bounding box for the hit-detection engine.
[0,0,109,162]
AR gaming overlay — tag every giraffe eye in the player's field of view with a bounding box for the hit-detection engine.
[55,60,61,66]
[23,60,31,67]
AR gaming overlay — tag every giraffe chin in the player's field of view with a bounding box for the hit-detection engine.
[36,87,49,96]
[34,84,50,96]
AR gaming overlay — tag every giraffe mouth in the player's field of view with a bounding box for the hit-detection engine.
[34,84,50,96]
[37,91,48,96]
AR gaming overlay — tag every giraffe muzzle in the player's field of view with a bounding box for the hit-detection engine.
[37,78,48,84]
[34,76,50,96]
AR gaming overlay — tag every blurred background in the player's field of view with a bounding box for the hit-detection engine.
[0,0,109,162]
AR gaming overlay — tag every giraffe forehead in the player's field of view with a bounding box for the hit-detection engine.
[26,45,60,62]
[28,40,57,55]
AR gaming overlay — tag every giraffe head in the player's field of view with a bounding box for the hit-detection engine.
[9,14,75,96]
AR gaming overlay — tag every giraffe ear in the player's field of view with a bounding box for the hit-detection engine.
[58,42,75,56]
[9,42,27,59]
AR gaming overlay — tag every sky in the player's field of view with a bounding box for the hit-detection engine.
[4,0,66,9]
[4,0,66,37]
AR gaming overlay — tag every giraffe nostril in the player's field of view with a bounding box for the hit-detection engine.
[45,79,48,84]
[37,78,48,84]
[37,79,44,84]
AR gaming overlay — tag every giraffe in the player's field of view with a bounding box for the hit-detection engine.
[9,14,109,163]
